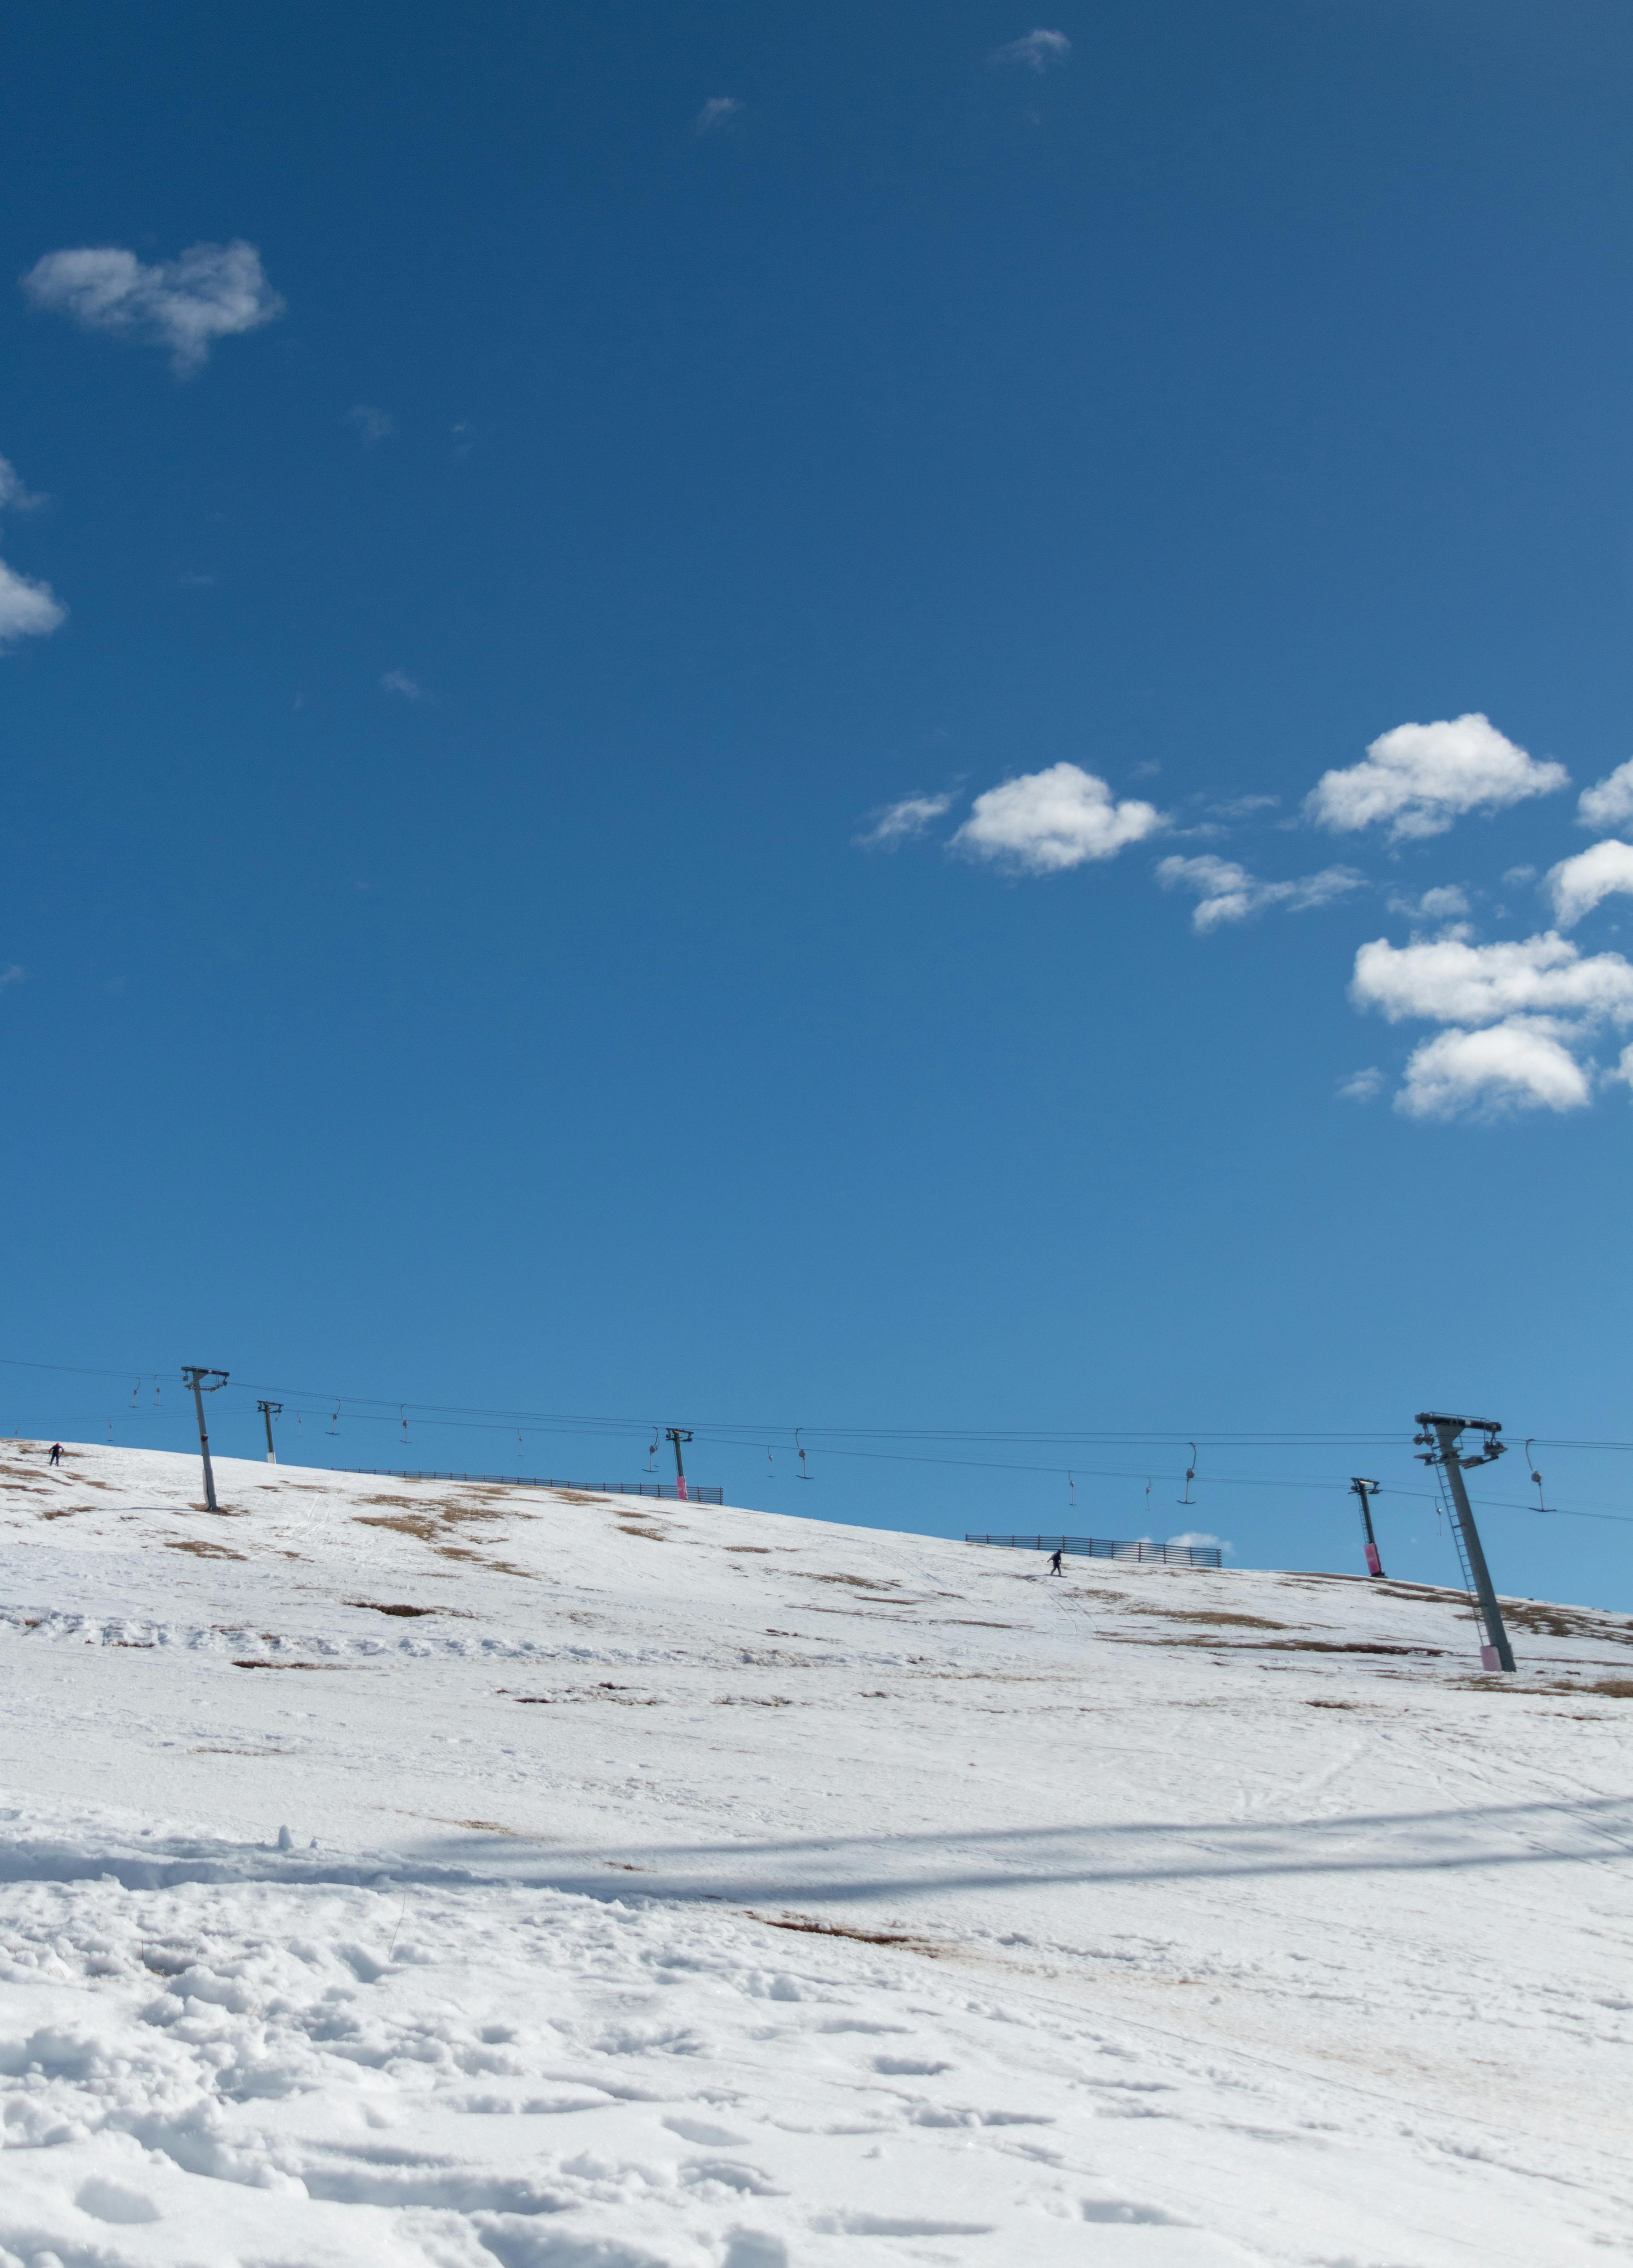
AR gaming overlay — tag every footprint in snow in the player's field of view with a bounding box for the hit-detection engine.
[76,2178,161,2225]
[1082,2197,1186,2224]
[663,2114,751,2146]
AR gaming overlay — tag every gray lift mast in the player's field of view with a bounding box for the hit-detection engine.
[1413,1411,1516,1673]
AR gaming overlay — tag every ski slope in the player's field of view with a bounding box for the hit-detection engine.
[0,1441,1629,2268]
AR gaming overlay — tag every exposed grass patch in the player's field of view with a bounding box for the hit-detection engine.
[752,1912,940,1953]
[793,1572,902,1591]
[231,1660,348,1670]
[1126,1609,1293,1629]
[433,1547,534,1577]
[1105,1635,1446,1657]
[165,1538,247,1561]
[1500,1600,1633,1643]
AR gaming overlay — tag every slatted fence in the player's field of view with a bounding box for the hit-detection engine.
[966,1533,1222,1567]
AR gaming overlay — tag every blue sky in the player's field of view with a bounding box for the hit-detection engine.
[5,1,1633,1609]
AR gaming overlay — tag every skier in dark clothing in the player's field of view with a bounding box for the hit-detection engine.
[1048,1548,1064,1575]
[48,1443,63,1466]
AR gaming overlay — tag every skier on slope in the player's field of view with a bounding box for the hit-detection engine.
[48,1442,63,1466]
[1048,1548,1064,1575]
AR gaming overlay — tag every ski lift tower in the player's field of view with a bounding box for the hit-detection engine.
[1413,1411,1516,1673]
[665,1426,694,1503]
[182,1366,229,1515]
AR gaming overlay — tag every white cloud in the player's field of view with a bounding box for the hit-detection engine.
[1385,883,1469,922]
[991,29,1072,71]
[23,240,285,374]
[1304,714,1568,842]
[857,792,955,850]
[1209,793,1280,819]
[0,556,66,645]
[1351,929,1633,1028]
[1167,1531,1231,1554]
[694,96,742,134]
[953,763,1163,873]
[1502,864,1535,885]
[0,456,45,512]
[0,963,22,991]
[1396,1018,1593,1120]
[380,669,423,700]
[1348,920,1633,1121]
[0,453,60,644]
[1546,839,1633,930]
[346,405,394,447]
[1576,758,1633,835]
[1156,853,1364,932]
[1338,1066,1386,1102]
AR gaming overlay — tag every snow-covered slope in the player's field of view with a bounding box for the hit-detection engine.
[0,1441,1629,2268]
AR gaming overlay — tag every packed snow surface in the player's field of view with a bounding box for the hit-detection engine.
[0,1444,1630,2268]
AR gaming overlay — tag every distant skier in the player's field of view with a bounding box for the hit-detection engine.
[1048,1548,1064,1575]
[48,1442,62,1467]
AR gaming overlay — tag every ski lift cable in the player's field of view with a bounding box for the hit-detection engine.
[9,1354,1633,1519]
[0,1363,1428,1445]
[14,1351,1633,1463]
[53,1391,1633,1519]
[93,1391,1633,1520]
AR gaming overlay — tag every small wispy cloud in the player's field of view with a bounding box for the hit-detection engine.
[1157,854,1364,932]
[1338,1067,1386,1103]
[0,456,46,513]
[346,404,395,447]
[0,558,65,646]
[1168,1530,1230,1554]
[23,240,285,375]
[694,96,742,135]
[856,792,956,850]
[1577,758,1633,835]
[991,28,1072,72]
[1385,884,1469,923]
[0,963,23,992]
[0,452,60,645]
[1209,793,1280,821]
[380,669,424,701]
